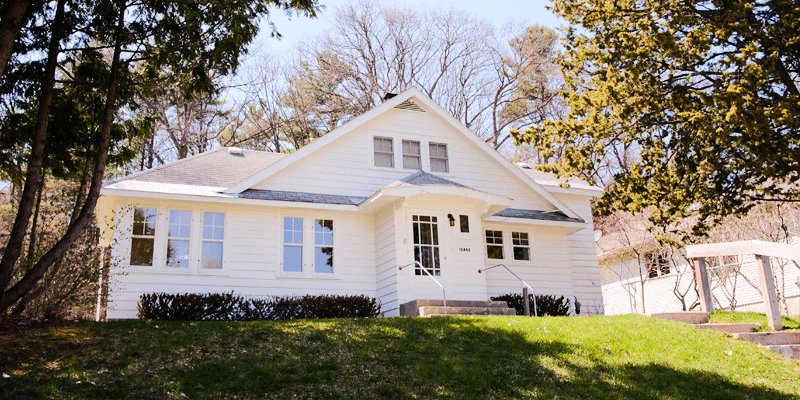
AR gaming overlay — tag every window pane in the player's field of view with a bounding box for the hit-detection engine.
[513,247,530,261]
[460,215,469,233]
[403,155,420,170]
[402,140,421,170]
[283,245,302,272]
[284,217,302,244]
[487,245,504,259]
[133,208,156,236]
[131,238,154,266]
[375,153,393,167]
[169,210,191,238]
[167,239,190,268]
[201,242,223,269]
[315,247,333,273]
[203,212,224,240]
[430,159,447,172]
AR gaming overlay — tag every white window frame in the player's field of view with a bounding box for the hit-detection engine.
[485,230,504,260]
[313,219,334,274]
[429,142,449,173]
[282,216,304,274]
[402,139,421,170]
[166,209,192,269]
[130,207,157,267]
[373,136,394,168]
[512,231,531,261]
[200,211,225,271]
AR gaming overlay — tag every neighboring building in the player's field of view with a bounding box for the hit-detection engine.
[598,222,800,316]
[97,88,604,319]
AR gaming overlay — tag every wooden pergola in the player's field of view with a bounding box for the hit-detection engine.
[686,240,800,331]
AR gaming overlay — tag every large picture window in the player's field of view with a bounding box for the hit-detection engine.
[374,137,394,167]
[314,219,334,273]
[413,215,440,276]
[429,142,448,172]
[201,212,224,269]
[283,217,303,272]
[131,208,156,266]
[485,230,504,259]
[167,210,191,268]
[402,140,421,170]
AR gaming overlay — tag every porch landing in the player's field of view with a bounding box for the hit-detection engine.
[400,300,516,317]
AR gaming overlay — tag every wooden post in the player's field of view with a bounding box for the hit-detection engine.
[755,255,782,331]
[523,287,530,317]
[694,257,714,312]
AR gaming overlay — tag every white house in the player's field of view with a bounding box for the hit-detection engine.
[97,88,604,319]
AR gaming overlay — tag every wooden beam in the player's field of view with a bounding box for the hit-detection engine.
[755,255,782,331]
[694,257,714,312]
[686,240,800,260]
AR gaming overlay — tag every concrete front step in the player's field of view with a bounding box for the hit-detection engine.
[733,331,800,346]
[418,306,517,317]
[765,345,800,359]
[693,323,761,334]
[400,300,512,316]
[649,312,710,325]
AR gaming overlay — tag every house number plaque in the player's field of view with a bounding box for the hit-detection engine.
[459,247,471,252]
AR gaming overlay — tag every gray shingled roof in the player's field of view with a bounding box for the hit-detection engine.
[239,189,366,205]
[493,208,585,224]
[400,170,470,188]
[113,148,287,188]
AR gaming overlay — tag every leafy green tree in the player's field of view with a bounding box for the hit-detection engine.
[518,0,800,236]
[0,0,319,313]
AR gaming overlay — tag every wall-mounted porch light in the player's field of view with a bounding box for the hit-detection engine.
[447,214,455,227]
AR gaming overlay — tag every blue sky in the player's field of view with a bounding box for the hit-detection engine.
[257,0,565,55]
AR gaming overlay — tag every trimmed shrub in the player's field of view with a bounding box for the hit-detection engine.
[137,292,381,321]
[490,293,573,316]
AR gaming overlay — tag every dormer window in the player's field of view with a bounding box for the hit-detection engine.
[374,137,394,167]
[429,142,448,172]
[402,140,421,170]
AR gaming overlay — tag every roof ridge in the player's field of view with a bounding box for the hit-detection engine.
[113,147,228,184]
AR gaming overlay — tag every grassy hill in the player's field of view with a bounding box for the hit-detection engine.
[2,315,799,399]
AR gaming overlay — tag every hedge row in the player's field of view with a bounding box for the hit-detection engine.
[137,292,381,321]
[491,293,575,316]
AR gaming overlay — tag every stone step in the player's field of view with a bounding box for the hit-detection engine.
[399,300,511,316]
[693,323,761,334]
[733,331,800,346]
[764,345,800,360]
[649,312,710,324]
[418,306,517,317]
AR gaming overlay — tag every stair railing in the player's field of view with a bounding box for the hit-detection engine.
[478,264,537,317]
[399,261,447,316]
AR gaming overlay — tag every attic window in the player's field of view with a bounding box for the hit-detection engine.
[395,99,425,112]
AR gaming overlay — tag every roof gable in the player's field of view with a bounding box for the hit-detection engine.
[225,88,581,219]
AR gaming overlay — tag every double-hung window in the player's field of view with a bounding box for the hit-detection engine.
[402,140,421,170]
[167,210,191,268]
[374,137,394,167]
[429,142,448,172]
[283,217,303,272]
[131,208,156,266]
[485,230,504,259]
[201,212,224,269]
[512,232,530,261]
[314,219,334,273]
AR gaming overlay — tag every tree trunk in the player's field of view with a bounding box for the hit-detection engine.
[0,0,32,79]
[0,4,125,312]
[0,0,66,296]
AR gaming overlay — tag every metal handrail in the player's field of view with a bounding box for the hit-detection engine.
[399,261,447,316]
[478,264,538,317]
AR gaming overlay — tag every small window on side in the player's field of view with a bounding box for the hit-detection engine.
[429,142,448,172]
[485,230,504,259]
[459,215,469,233]
[512,232,530,261]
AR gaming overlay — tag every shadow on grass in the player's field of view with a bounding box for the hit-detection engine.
[1,318,797,399]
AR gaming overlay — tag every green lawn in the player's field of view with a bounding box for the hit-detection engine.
[709,310,800,331]
[2,315,799,399]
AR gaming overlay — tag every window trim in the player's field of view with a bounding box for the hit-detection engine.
[282,216,305,274]
[485,229,504,260]
[373,136,395,168]
[402,139,422,170]
[166,209,192,269]
[429,142,449,173]
[313,218,335,274]
[199,211,225,271]
[512,231,531,261]
[130,207,158,267]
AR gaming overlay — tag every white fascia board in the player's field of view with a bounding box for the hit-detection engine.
[406,89,583,220]
[483,215,590,233]
[541,185,604,197]
[100,188,359,212]
[224,91,415,194]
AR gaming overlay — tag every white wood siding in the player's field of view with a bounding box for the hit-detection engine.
[107,197,377,319]
[375,202,400,315]
[250,108,555,211]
